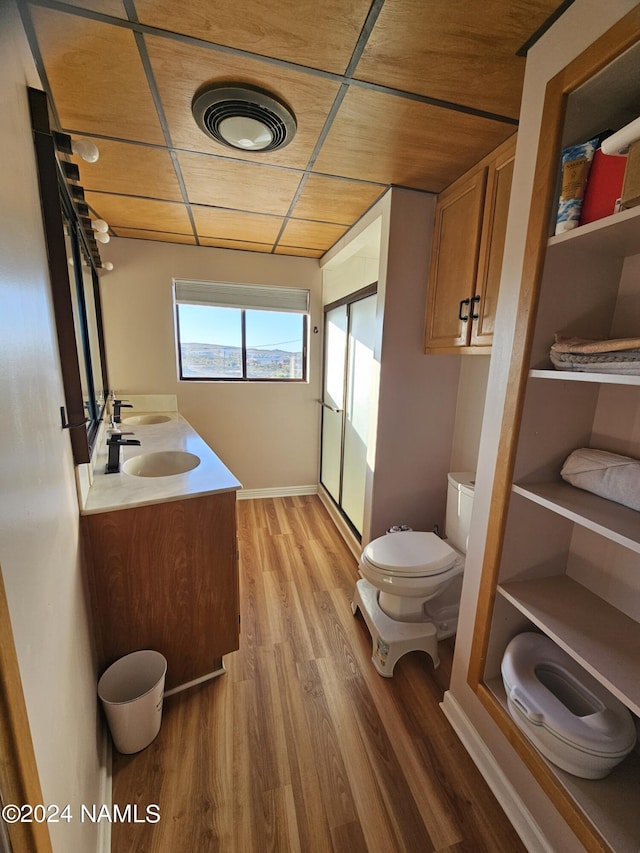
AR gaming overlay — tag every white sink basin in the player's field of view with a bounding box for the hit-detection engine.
[122,414,171,425]
[122,451,200,478]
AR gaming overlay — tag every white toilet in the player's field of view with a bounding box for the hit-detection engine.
[351,473,475,676]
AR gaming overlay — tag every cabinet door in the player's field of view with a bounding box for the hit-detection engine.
[424,168,487,349]
[83,491,239,691]
[470,137,516,346]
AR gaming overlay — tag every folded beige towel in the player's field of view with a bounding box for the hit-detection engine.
[552,334,640,354]
[561,448,640,511]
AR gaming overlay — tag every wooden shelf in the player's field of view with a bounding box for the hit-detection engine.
[529,368,640,386]
[512,481,640,553]
[498,575,640,714]
[485,673,640,853]
[547,204,640,257]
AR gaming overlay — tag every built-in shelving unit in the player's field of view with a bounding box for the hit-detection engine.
[469,15,640,853]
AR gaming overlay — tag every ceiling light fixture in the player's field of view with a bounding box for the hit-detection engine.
[71,138,100,163]
[191,83,297,152]
[91,219,109,233]
[53,131,100,163]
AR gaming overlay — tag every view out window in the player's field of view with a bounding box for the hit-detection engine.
[174,280,309,381]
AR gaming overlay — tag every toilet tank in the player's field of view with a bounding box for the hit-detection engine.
[445,472,476,554]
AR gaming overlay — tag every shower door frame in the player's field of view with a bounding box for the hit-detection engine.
[319,283,378,541]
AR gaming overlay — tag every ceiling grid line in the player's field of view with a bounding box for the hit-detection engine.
[123,0,201,245]
[270,0,388,253]
[270,83,350,253]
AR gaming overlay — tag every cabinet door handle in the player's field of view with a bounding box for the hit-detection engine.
[470,294,481,320]
[458,298,471,321]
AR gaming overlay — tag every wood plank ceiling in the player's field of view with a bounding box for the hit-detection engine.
[22,0,571,259]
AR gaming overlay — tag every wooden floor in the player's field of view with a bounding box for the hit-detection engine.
[112,496,525,852]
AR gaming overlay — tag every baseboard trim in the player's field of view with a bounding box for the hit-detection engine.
[317,485,361,561]
[237,485,318,500]
[440,691,553,853]
[97,724,112,853]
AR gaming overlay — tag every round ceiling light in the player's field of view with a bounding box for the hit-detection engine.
[191,84,297,152]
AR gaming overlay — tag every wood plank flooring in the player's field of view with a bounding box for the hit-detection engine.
[111,496,525,852]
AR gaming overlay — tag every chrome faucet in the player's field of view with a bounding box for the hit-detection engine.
[112,399,133,424]
[105,432,141,474]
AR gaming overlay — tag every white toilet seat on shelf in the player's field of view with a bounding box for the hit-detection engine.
[501,632,636,779]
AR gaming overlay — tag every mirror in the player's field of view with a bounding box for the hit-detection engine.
[29,87,109,463]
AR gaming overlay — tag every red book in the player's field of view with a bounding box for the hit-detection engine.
[579,149,627,225]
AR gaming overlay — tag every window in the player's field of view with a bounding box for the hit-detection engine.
[174,280,309,381]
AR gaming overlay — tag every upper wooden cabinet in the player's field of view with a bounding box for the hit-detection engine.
[424,134,516,353]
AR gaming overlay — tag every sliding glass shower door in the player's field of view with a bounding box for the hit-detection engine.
[320,289,377,538]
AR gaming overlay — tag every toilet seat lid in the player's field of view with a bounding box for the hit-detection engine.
[363,532,458,576]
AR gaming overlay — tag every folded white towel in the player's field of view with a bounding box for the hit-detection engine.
[561,448,640,511]
[601,117,640,155]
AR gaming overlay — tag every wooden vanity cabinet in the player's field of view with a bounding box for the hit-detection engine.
[82,490,239,691]
[469,13,640,853]
[424,134,516,353]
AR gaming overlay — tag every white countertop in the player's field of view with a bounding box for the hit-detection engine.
[81,413,241,515]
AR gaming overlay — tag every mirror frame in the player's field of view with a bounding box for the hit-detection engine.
[28,87,109,464]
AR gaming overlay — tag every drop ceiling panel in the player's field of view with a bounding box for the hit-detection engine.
[85,193,193,234]
[73,139,183,201]
[292,175,386,224]
[314,87,515,191]
[30,7,165,144]
[113,229,197,244]
[145,35,341,170]
[192,206,283,244]
[134,0,372,74]
[279,220,348,251]
[60,0,128,17]
[177,153,302,216]
[355,0,564,120]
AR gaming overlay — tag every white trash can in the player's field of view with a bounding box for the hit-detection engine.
[98,650,167,754]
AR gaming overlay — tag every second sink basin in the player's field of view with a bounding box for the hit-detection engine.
[122,450,200,478]
[122,414,171,425]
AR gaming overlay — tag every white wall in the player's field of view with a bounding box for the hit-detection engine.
[100,238,323,492]
[322,189,461,543]
[447,1,640,851]
[322,217,382,305]
[0,3,103,851]
[449,355,491,473]
[368,188,461,539]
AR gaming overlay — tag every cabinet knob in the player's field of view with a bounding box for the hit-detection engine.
[458,298,471,322]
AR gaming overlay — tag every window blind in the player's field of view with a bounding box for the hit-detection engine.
[174,279,309,314]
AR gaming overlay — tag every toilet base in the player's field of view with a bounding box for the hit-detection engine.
[351,578,439,677]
